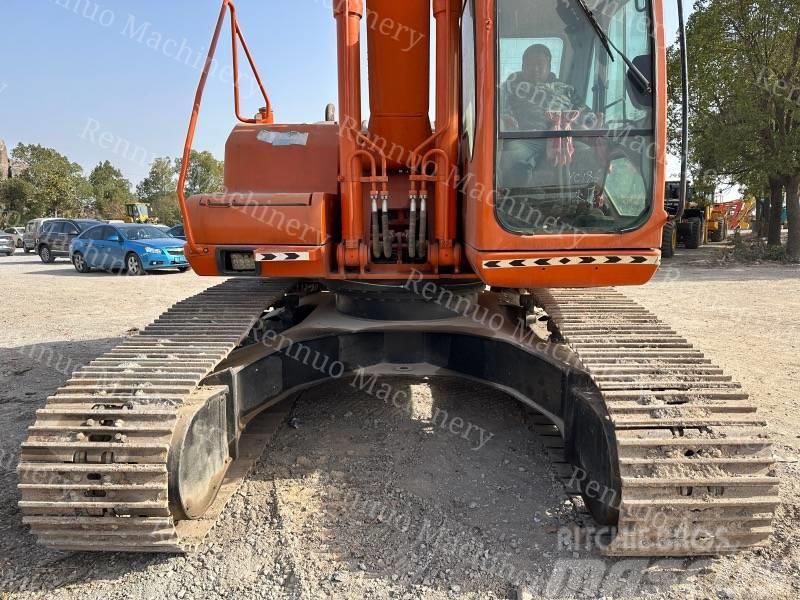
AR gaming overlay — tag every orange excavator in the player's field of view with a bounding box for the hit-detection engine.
[20,0,777,556]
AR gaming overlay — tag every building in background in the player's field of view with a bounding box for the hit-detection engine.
[0,139,9,180]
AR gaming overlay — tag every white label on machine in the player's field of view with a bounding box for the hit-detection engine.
[257,130,309,146]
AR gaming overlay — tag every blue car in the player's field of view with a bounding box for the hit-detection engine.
[70,224,191,275]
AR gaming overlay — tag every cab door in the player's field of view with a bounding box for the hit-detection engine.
[48,221,67,253]
[61,222,81,254]
[104,226,126,268]
[81,226,107,268]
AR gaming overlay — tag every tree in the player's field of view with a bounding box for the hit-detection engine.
[671,0,800,259]
[0,177,34,225]
[178,150,224,197]
[88,161,133,219]
[136,157,176,201]
[150,193,183,226]
[136,157,179,224]
[137,152,224,225]
[5,144,90,219]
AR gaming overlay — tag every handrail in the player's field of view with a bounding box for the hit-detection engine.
[177,0,272,255]
[230,3,273,124]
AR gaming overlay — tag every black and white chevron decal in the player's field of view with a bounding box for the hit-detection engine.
[256,252,310,262]
[483,255,661,269]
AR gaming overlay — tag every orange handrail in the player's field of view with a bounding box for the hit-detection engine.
[177,0,272,255]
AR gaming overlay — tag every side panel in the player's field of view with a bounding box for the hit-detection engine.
[184,193,334,247]
[184,193,337,278]
[224,123,340,195]
[185,122,341,278]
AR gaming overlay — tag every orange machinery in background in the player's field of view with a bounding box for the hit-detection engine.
[711,199,757,234]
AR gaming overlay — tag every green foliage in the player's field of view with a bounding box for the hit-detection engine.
[136,157,178,224]
[88,161,134,220]
[138,152,224,224]
[178,150,225,197]
[0,177,34,226]
[4,144,90,219]
[136,157,177,202]
[150,193,183,227]
[670,0,800,178]
[671,0,800,258]
[0,144,223,227]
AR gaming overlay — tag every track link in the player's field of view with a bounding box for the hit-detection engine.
[19,279,295,553]
[532,288,779,556]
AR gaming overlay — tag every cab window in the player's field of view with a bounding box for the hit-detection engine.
[495,0,655,235]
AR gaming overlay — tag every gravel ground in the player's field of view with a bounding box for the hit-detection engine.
[0,247,798,600]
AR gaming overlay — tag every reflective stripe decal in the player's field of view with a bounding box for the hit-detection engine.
[256,252,311,262]
[483,255,661,269]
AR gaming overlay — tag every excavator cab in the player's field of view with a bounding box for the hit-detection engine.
[19,0,778,559]
[464,0,665,288]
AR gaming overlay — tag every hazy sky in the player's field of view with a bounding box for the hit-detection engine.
[0,1,689,184]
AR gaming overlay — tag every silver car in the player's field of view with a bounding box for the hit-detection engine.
[0,234,15,256]
[3,227,24,248]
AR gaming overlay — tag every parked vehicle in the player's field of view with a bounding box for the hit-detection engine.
[37,219,103,263]
[662,181,719,257]
[0,233,16,256]
[70,224,191,275]
[167,224,185,240]
[23,218,57,254]
[125,202,159,224]
[4,227,25,248]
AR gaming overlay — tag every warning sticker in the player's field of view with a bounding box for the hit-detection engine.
[257,130,309,146]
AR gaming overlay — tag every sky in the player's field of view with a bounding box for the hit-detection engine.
[0,0,689,185]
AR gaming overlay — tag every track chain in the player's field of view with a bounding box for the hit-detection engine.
[532,288,779,556]
[18,278,295,553]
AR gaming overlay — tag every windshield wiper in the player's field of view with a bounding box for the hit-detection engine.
[574,0,652,94]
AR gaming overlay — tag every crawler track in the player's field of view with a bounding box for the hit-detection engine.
[18,279,295,553]
[19,281,779,557]
[532,288,779,556]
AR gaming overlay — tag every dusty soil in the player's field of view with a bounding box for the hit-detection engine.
[0,248,798,600]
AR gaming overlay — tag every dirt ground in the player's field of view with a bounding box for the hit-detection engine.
[0,246,798,600]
